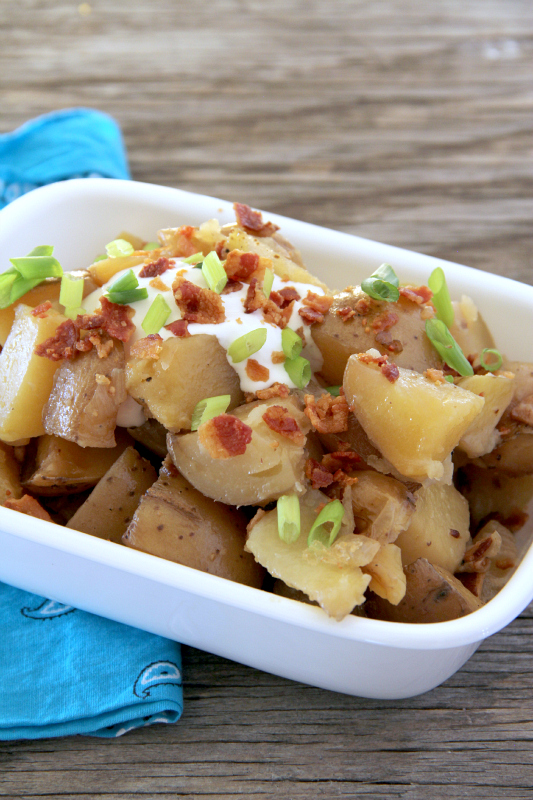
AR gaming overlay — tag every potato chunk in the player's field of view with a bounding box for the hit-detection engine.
[123,458,264,587]
[126,334,244,433]
[395,482,470,573]
[67,447,157,542]
[457,373,515,458]
[0,304,67,442]
[351,471,416,544]
[344,354,485,480]
[168,396,311,506]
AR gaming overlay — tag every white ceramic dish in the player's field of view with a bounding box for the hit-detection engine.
[0,178,531,700]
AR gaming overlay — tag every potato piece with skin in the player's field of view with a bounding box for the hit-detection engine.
[480,431,533,476]
[364,558,482,623]
[455,465,533,529]
[394,482,470,574]
[0,304,67,443]
[123,457,264,587]
[126,334,244,433]
[312,287,443,386]
[67,446,157,543]
[344,353,485,480]
[456,373,515,458]
[22,429,133,496]
[43,341,126,448]
[168,396,311,506]
[0,442,22,504]
[363,543,406,605]
[128,418,168,458]
[449,296,495,364]
[350,471,416,544]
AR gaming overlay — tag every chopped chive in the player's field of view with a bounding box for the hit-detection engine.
[141,294,171,334]
[182,252,204,265]
[283,355,311,388]
[9,254,63,280]
[144,241,160,251]
[277,494,301,544]
[108,269,139,293]
[64,306,86,321]
[445,375,455,383]
[191,395,231,431]
[428,267,453,328]
[227,328,267,363]
[480,348,503,372]
[202,251,227,294]
[263,268,274,299]
[326,385,341,396]
[308,499,344,548]
[105,288,149,305]
[105,238,135,258]
[425,319,474,377]
[59,273,84,310]
[361,263,400,303]
[281,327,303,360]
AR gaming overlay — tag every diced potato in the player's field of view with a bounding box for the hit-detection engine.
[126,334,244,433]
[364,558,482,623]
[450,296,496,363]
[22,430,133,495]
[394,482,470,573]
[43,342,126,448]
[123,457,264,587]
[67,446,157,542]
[363,543,406,605]
[456,465,533,529]
[0,442,22,504]
[168,396,310,506]
[480,432,533,476]
[128,418,168,458]
[312,287,443,385]
[0,304,67,442]
[88,254,148,286]
[245,498,376,619]
[457,373,515,458]
[350,471,416,544]
[344,354,485,480]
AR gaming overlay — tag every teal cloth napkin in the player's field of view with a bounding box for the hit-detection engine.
[0,109,183,739]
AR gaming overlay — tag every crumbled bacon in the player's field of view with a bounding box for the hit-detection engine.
[87,333,114,359]
[234,202,280,237]
[139,257,171,278]
[173,277,225,324]
[34,319,78,361]
[455,571,485,598]
[304,392,349,434]
[321,450,362,471]
[262,405,305,445]
[130,334,163,360]
[243,278,293,328]
[165,319,190,337]
[244,278,265,314]
[224,250,263,282]
[246,358,270,382]
[381,361,400,383]
[270,287,301,308]
[374,330,403,353]
[305,458,335,489]
[399,285,433,305]
[221,280,243,294]
[215,239,229,259]
[358,352,389,366]
[355,297,375,314]
[31,301,52,317]
[298,291,333,325]
[96,297,136,342]
[256,382,290,400]
[198,414,252,459]
[305,451,359,490]
[149,277,170,292]
[4,494,52,522]
[336,306,355,321]
[424,368,446,385]
[372,310,399,332]
[271,351,285,364]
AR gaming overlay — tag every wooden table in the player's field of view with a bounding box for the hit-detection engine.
[1,1,533,796]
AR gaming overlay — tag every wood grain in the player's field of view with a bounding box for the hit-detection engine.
[1,0,533,797]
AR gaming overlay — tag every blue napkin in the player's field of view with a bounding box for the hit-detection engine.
[0,109,183,739]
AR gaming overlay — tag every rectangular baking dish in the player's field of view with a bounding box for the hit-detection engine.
[0,177,531,699]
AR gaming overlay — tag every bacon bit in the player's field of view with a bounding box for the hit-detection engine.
[149,277,170,292]
[97,297,136,342]
[262,405,305,445]
[305,458,335,489]
[296,326,306,346]
[358,352,389,366]
[221,280,243,294]
[298,306,323,324]
[399,285,433,305]
[34,319,78,361]
[224,250,265,282]
[246,358,270,382]
[173,277,225,324]
[270,286,301,308]
[455,571,485,598]
[336,306,355,321]
[271,351,285,364]
[198,414,253,459]
[374,330,403,353]
[31,301,52,317]
[256,382,290,400]
[244,278,293,328]
[424,368,446,385]
[372,310,399,332]
[321,450,361,471]
[381,361,400,383]
[298,291,333,325]
[130,334,164,360]
[244,278,265,314]
[4,494,52,522]
[139,257,171,278]
[165,319,190,337]
[88,334,114,359]
[215,239,229,259]
[234,202,280,237]
[510,395,533,427]
[355,297,375,314]
[304,392,349,434]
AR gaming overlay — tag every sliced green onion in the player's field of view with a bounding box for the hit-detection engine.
[105,288,149,305]
[277,494,301,544]
[191,395,231,431]
[428,267,454,328]
[141,294,171,334]
[284,355,311,388]
[227,328,267,363]
[9,275,44,304]
[27,245,54,258]
[361,263,400,303]
[144,241,160,251]
[105,238,135,258]
[263,268,274,299]
[0,270,18,308]
[108,269,139,293]
[59,273,84,310]
[425,318,473,377]
[281,327,303,360]
[445,375,455,383]
[202,251,227,294]
[9,254,63,280]
[326,385,341,396]
[182,251,204,265]
[480,348,503,372]
[64,306,86,321]
[308,499,344,548]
